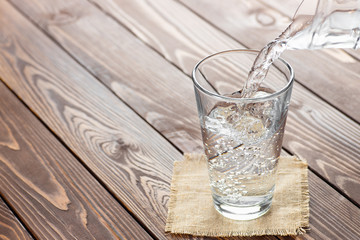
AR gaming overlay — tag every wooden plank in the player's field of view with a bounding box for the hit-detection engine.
[0,2,173,239]
[280,152,360,240]
[6,0,360,239]
[9,0,204,154]
[0,2,259,240]
[257,0,307,20]
[13,0,360,204]
[304,171,360,240]
[0,82,152,239]
[0,197,33,240]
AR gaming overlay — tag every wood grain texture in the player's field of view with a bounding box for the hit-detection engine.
[0,2,288,240]
[180,0,360,122]
[0,82,152,239]
[0,197,33,240]
[11,0,204,154]
[16,0,360,204]
[0,2,174,239]
[304,171,360,240]
[0,2,267,240]
[2,0,360,239]
[279,152,360,240]
[6,0,357,236]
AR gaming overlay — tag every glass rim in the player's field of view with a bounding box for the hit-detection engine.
[192,49,294,102]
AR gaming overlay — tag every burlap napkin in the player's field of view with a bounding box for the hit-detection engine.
[165,153,309,237]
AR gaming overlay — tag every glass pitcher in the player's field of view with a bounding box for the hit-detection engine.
[286,0,360,49]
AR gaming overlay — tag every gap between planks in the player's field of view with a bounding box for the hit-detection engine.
[0,43,159,240]
[2,2,203,239]
[10,0,359,211]
[3,0,360,238]
[0,194,35,240]
[32,0,360,209]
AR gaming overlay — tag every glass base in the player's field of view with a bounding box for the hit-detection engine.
[213,195,273,220]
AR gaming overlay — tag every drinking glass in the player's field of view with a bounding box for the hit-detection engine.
[192,50,294,220]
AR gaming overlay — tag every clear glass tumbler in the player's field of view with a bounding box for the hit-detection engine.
[192,50,294,220]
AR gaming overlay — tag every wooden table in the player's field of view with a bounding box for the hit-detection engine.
[0,0,359,239]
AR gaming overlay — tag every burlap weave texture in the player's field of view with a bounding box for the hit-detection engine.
[165,153,309,237]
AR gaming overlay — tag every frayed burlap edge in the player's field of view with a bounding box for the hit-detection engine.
[165,153,199,232]
[296,155,310,235]
[165,229,304,237]
[165,153,310,236]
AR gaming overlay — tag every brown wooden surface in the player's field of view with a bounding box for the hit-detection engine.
[0,2,173,239]
[280,152,360,240]
[0,1,231,239]
[27,0,360,205]
[0,0,359,239]
[0,78,151,238]
[0,197,33,240]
